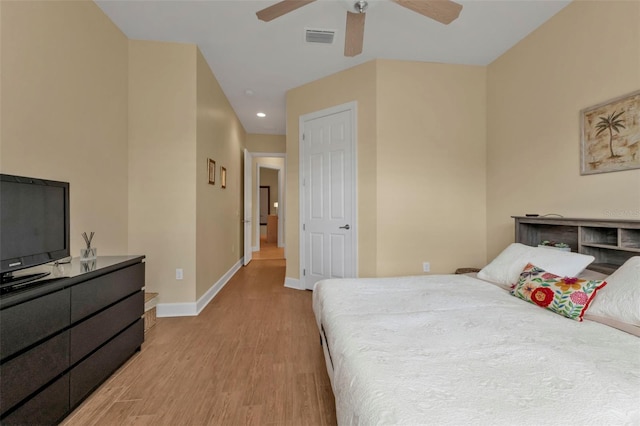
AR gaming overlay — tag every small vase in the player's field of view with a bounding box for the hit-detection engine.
[80,247,97,261]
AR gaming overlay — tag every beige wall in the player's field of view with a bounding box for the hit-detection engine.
[195,49,245,300]
[486,1,640,260]
[0,0,129,257]
[376,60,487,275]
[246,133,285,153]
[286,60,486,279]
[1,1,247,307]
[286,61,378,279]
[128,40,198,303]
[129,42,245,304]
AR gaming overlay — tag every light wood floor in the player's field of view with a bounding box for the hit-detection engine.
[62,259,336,426]
[252,237,284,260]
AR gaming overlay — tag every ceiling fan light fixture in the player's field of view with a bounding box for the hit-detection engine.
[354,0,368,13]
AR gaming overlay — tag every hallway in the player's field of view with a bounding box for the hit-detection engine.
[252,236,284,261]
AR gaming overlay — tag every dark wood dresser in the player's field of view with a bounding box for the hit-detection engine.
[0,256,145,424]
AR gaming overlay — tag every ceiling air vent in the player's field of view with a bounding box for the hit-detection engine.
[305,29,335,44]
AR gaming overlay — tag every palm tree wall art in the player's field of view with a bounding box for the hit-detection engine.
[594,110,625,158]
[580,90,640,175]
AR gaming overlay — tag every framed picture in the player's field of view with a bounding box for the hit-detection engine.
[208,158,216,185]
[580,90,640,175]
[221,167,227,189]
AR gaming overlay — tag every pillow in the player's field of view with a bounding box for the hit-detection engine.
[478,243,595,286]
[586,256,640,327]
[511,263,607,321]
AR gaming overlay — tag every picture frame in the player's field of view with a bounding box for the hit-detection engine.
[580,90,640,175]
[221,167,227,189]
[208,158,216,185]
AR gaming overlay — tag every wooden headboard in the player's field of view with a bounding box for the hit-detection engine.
[512,216,640,274]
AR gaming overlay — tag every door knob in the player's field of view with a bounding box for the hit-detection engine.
[339,224,350,230]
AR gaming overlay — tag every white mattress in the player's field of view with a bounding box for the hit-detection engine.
[313,275,640,425]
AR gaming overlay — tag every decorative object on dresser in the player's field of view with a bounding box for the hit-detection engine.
[580,89,640,175]
[0,256,145,425]
[80,231,96,263]
[513,216,640,274]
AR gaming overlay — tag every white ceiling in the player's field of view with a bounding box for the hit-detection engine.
[95,0,571,135]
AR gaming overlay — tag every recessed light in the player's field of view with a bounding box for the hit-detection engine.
[244,89,254,96]
[257,112,266,118]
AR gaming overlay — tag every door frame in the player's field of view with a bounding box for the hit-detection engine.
[256,162,285,250]
[243,149,253,266]
[299,101,358,289]
[250,153,286,254]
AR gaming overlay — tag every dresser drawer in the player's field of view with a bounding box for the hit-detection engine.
[70,290,144,365]
[0,288,70,361]
[70,263,144,323]
[1,374,69,425]
[70,319,143,407]
[0,331,69,414]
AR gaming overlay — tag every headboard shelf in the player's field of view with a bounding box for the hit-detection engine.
[512,216,640,274]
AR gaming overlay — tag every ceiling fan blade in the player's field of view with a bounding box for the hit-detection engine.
[344,11,366,57]
[392,0,462,25]
[256,0,316,22]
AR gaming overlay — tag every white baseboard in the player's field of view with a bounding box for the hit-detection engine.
[252,245,259,252]
[157,258,243,318]
[284,276,305,290]
[195,258,242,314]
[156,302,197,317]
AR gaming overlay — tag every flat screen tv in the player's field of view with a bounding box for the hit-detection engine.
[1,174,70,289]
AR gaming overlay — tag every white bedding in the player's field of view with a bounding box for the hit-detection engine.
[313,275,640,425]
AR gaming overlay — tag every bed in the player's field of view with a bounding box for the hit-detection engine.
[312,245,640,425]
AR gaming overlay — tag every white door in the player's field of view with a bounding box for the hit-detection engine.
[243,149,252,266]
[301,104,356,290]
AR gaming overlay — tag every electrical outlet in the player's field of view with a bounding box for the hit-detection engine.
[176,268,183,280]
[422,262,430,273]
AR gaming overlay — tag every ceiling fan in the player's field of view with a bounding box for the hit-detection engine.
[256,0,463,57]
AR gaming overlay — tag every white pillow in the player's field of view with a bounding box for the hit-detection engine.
[478,243,595,285]
[587,256,640,327]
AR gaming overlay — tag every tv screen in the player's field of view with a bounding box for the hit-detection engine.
[1,174,70,279]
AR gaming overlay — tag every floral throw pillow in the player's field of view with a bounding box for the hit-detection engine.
[511,263,607,321]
